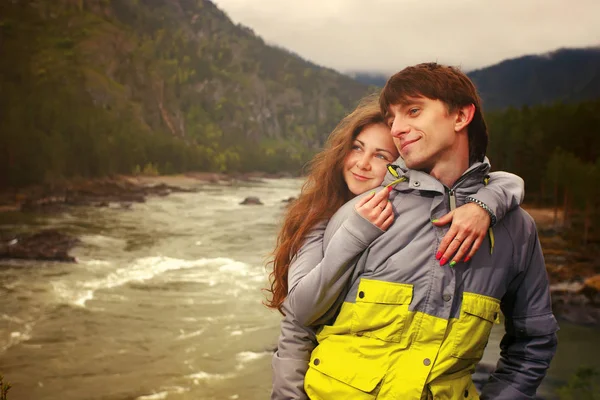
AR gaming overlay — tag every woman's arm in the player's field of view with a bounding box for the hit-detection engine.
[287,205,384,326]
[272,188,392,398]
[470,171,525,223]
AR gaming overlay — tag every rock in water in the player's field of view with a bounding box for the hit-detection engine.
[240,197,263,205]
[0,230,80,262]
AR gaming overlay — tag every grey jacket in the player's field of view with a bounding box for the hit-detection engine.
[271,162,532,399]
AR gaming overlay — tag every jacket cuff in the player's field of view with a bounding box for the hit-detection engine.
[271,352,310,400]
[481,376,535,400]
[466,196,497,227]
[342,208,385,246]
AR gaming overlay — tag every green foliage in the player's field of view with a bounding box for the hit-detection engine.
[557,367,600,400]
[0,374,10,400]
[486,99,600,242]
[142,163,160,176]
[0,0,371,190]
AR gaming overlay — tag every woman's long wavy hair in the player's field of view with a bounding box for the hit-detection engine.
[265,95,387,314]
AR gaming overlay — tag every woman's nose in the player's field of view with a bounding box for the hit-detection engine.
[356,154,371,170]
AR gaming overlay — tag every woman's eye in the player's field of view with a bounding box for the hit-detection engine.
[375,154,388,160]
[351,145,361,151]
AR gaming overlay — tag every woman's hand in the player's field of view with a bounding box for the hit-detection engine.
[355,187,394,231]
[433,203,490,266]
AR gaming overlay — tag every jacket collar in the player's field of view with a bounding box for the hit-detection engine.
[383,157,492,194]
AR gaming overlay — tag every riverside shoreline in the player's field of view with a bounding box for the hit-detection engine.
[0,172,295,213]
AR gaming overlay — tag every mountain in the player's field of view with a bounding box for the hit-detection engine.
[469,47,600,110]
[349,47,600,111]
[0,0,372,188]
[347,72,389,88]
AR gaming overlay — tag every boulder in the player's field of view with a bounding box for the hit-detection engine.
[240,196,263,205]
[0,230,80,262]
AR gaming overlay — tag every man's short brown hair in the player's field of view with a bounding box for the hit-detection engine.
[379,62,488,164]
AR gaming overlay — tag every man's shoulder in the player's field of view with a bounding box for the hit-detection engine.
[498,206,538,238]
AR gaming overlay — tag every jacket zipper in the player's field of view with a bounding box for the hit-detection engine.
[448,189,457,211]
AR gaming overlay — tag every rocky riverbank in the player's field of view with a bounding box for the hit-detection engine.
[0,172,296,263]
[526,208,600,326]
[0,172,295,213]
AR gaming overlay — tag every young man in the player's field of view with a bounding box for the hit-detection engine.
[295,63,558,399]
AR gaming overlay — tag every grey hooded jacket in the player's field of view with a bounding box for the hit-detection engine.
[271,161,545,399]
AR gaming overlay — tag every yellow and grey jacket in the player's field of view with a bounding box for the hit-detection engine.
[271,161,549,399]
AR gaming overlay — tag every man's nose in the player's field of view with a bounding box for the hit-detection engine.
[391,117,410,137]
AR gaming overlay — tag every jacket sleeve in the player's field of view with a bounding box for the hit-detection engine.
[271,302,317,400]
[287,220,327,291]
[287,206,384,326]
[481,215,559,400]
[469,171,525,225]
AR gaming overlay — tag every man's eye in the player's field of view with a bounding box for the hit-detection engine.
[409,108,420,115]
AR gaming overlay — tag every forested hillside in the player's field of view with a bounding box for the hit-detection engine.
[486,99,600,243]
[0,0,372,188]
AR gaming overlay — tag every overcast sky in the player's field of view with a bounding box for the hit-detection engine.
[212,0,600,74]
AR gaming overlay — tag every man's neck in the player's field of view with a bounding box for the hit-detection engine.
[428,148,470,188]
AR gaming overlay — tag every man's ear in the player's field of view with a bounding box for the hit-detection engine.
[454,104,475,132]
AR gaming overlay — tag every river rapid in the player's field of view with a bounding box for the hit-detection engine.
[0,178,598,399]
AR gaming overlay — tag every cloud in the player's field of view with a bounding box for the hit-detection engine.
[212,0,600,73]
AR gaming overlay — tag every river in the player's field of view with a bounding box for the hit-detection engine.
[0,178,598,399]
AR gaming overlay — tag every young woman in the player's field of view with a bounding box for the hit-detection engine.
[266,96,524,399]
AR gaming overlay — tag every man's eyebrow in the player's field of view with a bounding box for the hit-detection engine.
[403,98,425,107]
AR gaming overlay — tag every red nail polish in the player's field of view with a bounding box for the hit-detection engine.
[387,186,393,192]
[435,251,442,260]
[464,256,471,262]
[440,257,447,266]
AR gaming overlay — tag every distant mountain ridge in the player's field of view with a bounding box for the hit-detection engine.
[469,47,600,110]
[349,47,600,110]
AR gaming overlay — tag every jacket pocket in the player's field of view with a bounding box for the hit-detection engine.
[451,292,501,360]
[305,338,385,399]
[351,278,413,343]
[427,372,481,400]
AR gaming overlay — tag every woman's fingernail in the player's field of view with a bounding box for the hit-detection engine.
[449,261,457,268]
[440,257,447,266]
[464,256,471,262]
[431,219,439,223]
[435,251,442,260]
[369,191,376,196]
[387,186,393,192]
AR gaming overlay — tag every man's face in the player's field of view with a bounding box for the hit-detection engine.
[386,97,458,172]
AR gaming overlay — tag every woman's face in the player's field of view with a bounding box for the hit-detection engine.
[343,123,400,196]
